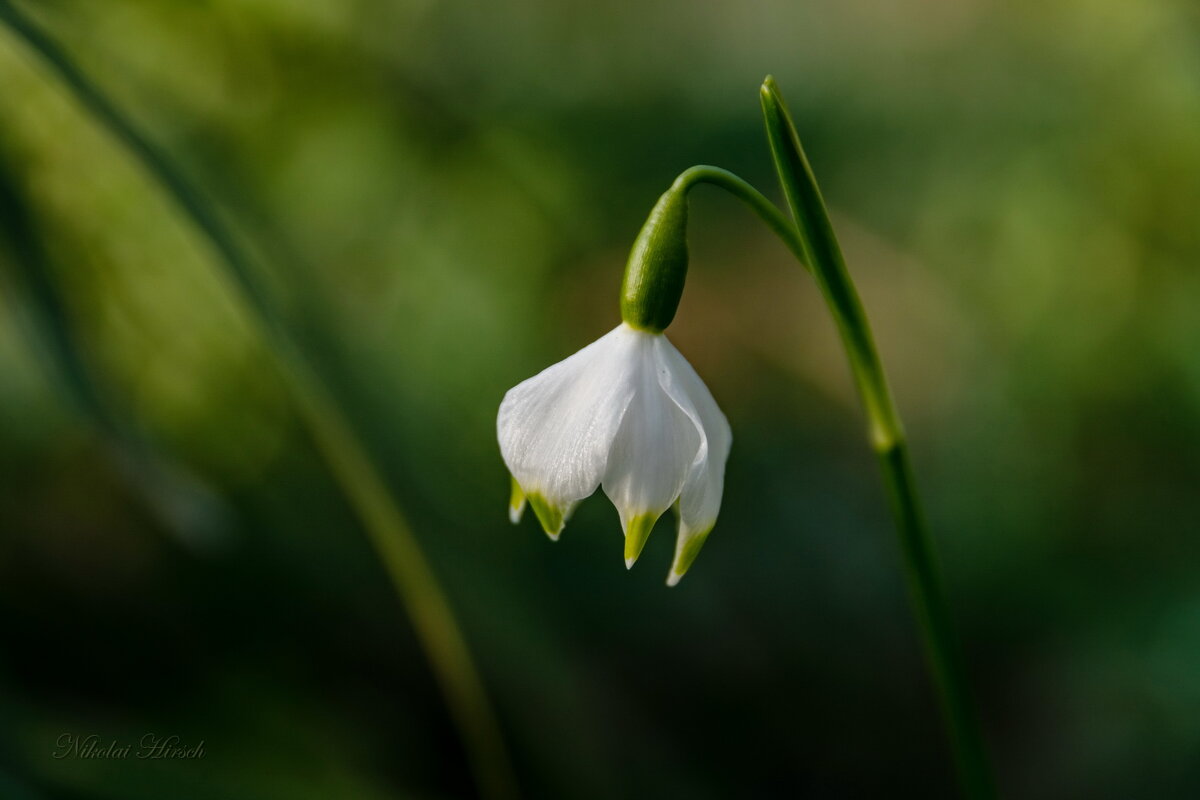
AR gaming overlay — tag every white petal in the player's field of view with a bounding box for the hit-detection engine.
[653,336,732,584]
[601,334,701,549]
[497,325,641,535]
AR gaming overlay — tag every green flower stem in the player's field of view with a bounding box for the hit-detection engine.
[0,154,120,440]
[671,165,809,268]
[619,164,809,333]
[0,150,230,542]
[759,76,994,798]
[0,4,517,799]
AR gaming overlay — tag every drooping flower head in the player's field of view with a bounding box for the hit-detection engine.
[497,183,731,585]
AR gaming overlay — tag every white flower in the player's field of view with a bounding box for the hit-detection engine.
[497,322,731,585]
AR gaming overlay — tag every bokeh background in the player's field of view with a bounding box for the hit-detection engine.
[2,0,1199,797]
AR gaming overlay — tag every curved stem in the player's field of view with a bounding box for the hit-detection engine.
[757,77,995,798]
[672,165,810,269]
[0,4,517,798]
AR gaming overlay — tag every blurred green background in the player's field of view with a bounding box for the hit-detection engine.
[2,0,1200,797]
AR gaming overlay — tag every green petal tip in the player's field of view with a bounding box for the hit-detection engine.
[508,477,526,525]
[527,492,567,540]
[666,527,712,587]
[623,512,658,568]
